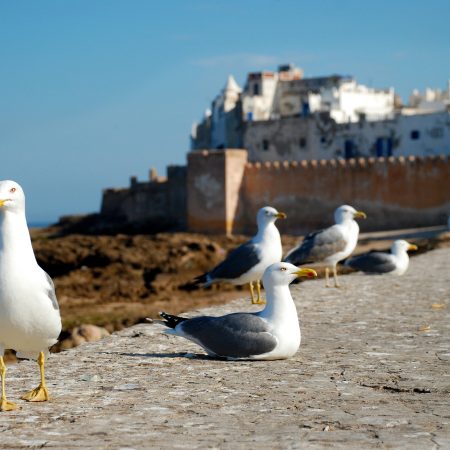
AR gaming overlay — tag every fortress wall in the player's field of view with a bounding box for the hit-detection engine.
[234,155,450,234]
[100,166,187,231]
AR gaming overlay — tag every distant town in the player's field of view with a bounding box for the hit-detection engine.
[191,64,450,160]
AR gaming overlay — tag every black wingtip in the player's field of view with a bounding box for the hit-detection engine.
[193,273,208,285]
[159,311,189,329]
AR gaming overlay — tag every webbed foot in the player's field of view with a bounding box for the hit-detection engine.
[21,384,49,402]
[0,398,18,411]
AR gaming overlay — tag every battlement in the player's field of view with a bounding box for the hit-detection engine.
[245,154,449,170]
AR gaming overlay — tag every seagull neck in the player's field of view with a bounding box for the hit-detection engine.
[259,284,296,321]
[0,212,37,264]
[255,222,280,243]
[337,217,355,227]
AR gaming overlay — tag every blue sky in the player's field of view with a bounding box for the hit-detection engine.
[1,0,449,223]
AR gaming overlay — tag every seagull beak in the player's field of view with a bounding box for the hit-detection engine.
[354,211,367,219]
[408,244,418,251]
[293,268,317,279]
[0,199,10,207]
[275,212,287,219]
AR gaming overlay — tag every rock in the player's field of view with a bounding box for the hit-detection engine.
[58,324,110,350]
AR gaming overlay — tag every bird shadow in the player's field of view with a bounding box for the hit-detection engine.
[102,351,224,361]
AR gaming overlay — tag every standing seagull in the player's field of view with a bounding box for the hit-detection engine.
[158,262,317,360]
[284,205,366,287]
[345,240,418,275]
[194,206,286,304]
[0,180,61,411]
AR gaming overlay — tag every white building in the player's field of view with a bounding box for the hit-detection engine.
[191,65,450,160]
[406,81,450,114]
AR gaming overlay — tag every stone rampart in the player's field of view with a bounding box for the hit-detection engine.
[188,151,450,234]
[100,165,187,232]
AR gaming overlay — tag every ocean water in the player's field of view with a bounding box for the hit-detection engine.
[28,221,53,229]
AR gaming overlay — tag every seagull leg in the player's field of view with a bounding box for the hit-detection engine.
[249,281,256,303]
[250,281,265,305]
[21,352,50,402]
[253,280,266,305]
[0,356,18,411]
[333,266,341,288]
[325,268,331,287]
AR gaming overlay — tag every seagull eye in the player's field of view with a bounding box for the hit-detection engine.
[280,267,287,271]
[9,187,16,193]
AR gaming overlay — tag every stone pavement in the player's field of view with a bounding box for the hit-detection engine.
[1,248,449,449]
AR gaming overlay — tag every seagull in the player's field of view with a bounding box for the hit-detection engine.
[345,240,418,275]
[0,180,61,411]
[158,262,317,360]
[194,206,286,304]
[284,205,366,287]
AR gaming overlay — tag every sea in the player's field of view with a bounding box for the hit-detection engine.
[28,221,53,229]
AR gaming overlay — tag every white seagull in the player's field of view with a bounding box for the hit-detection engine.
[158,262,317,360]
[345,240,418,275]
[0,180,61,411]
[284,205,366,287]
[194,206,286,304]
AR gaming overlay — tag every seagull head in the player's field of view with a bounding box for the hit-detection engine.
[257,206,287,228]
[391,240,418,254]
[0,180,26,215]
[263,262,317,287]
[334,205,366,224]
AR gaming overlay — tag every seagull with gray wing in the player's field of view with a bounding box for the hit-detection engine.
[345,240,417,275]
[284,205,366,287]
[194,206,286,304]
[0,180,61,411]
[158,262,317,360]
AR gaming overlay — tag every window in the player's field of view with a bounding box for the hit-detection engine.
[411,130,420,140]
[430,127,443,138]
[253,83,260,96]
[262,139,269,151]
[299,137,307,148]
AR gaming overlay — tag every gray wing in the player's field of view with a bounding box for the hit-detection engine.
[44,271,59,310]
[179,313,277,358]
[346,251,396,274]
[210,241,261,281]
[284,226,347,265]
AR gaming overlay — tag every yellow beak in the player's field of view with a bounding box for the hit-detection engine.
[354,211,367,219]
[276,212,287,219]
[0,199,9,207]
[408,244,418,251]
[293,268,318,279]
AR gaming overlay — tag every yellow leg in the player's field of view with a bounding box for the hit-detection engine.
[249,281,256,303]
[21,352,50,402]
[0,356,18,411]
[333,266,341,288]
[254,280,266,305]
[250,280,265,305]
[325,267,331,287]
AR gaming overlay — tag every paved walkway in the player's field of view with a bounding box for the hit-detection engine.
[1,248,449,449]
